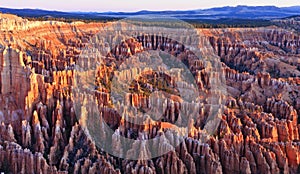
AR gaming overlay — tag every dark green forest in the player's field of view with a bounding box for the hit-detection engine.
[25,16,274,28]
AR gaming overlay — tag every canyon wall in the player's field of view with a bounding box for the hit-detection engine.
[0,14,299,174]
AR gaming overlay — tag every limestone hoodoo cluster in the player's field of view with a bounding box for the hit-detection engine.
[0,14,299,174]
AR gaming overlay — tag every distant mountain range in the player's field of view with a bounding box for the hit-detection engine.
[1,5,300,20]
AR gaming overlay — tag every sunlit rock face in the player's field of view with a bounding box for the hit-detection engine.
[0,13,299,174]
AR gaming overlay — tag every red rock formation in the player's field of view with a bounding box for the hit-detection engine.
[0,13,299,174]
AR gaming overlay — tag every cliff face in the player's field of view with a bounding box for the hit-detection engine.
[0,14,299,174]
[206,28,300,77]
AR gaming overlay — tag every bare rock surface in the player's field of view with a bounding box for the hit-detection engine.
[0,14,299,174]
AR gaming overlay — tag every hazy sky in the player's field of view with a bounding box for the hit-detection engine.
[0,0,299,12]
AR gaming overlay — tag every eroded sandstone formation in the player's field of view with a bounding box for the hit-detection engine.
[0,13,299,174]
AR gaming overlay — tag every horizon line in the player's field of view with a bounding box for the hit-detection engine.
[0,5,300,13]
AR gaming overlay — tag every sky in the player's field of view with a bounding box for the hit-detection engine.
[0,0,299,12]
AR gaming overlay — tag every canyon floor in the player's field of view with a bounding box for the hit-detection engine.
[0,13,300,174]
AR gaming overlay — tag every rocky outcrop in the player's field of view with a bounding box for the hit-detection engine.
[0,142,59,174]
[0,13,299,174]
[207,28,300,77]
